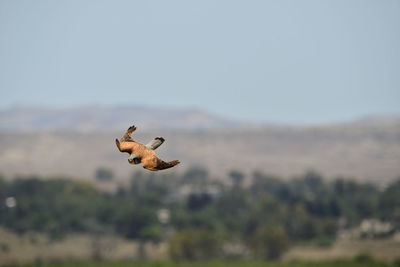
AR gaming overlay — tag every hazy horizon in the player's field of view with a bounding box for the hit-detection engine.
[1,102,399,126]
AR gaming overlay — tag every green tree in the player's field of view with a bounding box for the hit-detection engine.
[379,179,400,229]
[229,170,245,188]
[183,166,208,185]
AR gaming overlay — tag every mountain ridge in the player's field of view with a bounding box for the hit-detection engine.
[0,105,242,132]
[1,105,399,132]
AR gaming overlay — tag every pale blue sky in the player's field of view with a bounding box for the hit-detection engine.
[0,0,399,123]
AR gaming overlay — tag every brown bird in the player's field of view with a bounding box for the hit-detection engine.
[115,125,180,171]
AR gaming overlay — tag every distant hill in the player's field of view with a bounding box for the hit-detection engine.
[0,105,241,132]
[0,105,399,184]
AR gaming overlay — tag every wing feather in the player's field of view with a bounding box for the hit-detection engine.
[145,137,165,150]
[120,125,136,142]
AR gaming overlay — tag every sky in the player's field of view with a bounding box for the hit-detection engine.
[0,0,399,124]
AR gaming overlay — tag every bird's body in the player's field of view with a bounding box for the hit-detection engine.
[115,125,180,171]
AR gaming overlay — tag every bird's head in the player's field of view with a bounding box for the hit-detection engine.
[128,154,141,165]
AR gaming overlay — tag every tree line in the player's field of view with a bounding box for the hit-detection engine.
[0,168,399,261]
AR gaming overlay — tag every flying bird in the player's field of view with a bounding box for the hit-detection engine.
[115,125,180,171]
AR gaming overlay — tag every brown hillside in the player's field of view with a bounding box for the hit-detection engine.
[0,122,399,184]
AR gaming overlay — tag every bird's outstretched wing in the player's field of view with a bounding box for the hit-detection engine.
[120,125,136,142]
[145,137,165,150]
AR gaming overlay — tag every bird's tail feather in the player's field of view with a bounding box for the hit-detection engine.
[157,159,180,170]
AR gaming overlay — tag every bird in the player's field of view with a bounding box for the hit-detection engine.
[115,125,180,171]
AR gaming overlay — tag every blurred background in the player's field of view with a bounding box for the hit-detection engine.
[0,0,399,266]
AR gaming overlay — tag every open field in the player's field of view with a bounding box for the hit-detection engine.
[1,228,399,266]
[2,260,397,267]
[0,228,165,265]
[285,237,400,262]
